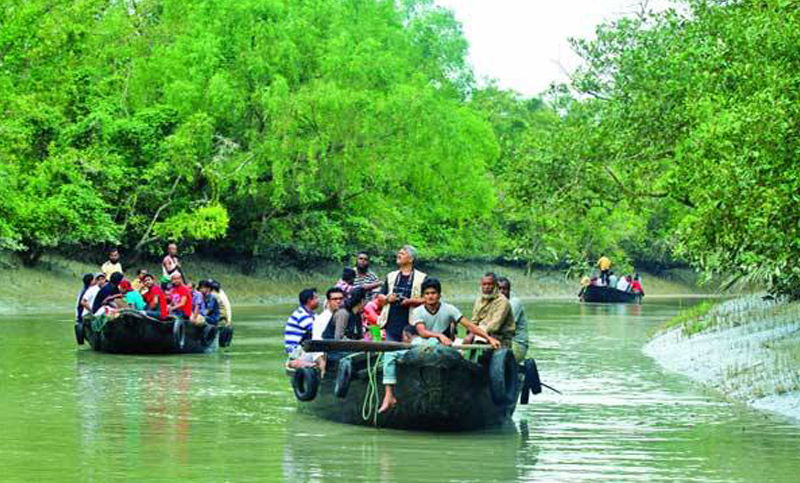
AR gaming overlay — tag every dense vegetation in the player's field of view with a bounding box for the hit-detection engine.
[1,0,798,298]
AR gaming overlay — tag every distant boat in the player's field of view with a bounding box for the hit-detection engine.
[76,309,220,354]
[580,285,642,304]
[287,341,530,431]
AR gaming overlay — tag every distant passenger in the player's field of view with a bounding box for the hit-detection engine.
[465,272,515,350]
[210,280,232,328]
[92,272,124,315]
[497,277,528,362]
[76,273,95,323]
[189,283,206,325]
[167,272,192,319]
[101,249,123,280]
[198,281,221,325]
[131,269,148,291]
[81,273,106,316]
[597,255,612,285]
[335,268,356,298]
[608,272,618,288]
[616,274,631,292]
[120,280,146,310]
[631,274,645,297]
[353,251,382,300]
[162,242,181,278]
[142,274,168,319]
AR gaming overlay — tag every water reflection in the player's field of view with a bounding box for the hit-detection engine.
[282,413,539,483]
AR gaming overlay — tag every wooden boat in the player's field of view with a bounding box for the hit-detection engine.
[287,341,527,431]
[77,309,219,354]
[580,284,642,304]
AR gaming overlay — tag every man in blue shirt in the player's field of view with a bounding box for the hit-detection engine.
[284,288,320,369]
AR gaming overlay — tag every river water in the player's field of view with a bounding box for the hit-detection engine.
[2,297,800,482]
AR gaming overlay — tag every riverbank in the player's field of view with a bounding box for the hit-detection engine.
[0,252,699,315]
[645,296,800,422]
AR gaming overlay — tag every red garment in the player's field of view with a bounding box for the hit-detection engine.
[144,285,169,320]
[363,300,381,325]
[631,280,644,294]
[171,285,193,318]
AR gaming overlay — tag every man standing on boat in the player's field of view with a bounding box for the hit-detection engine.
[353,251,382,300]
[376,246,427,342]
[597,254,612,286]
[101,248,123,280]
[497,277,529,362]
[162,243,181,279]
[464,273,515,351]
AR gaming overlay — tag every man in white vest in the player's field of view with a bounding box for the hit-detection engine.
[377,245,427,342]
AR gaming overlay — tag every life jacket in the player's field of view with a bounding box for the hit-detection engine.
[377,268,427,328]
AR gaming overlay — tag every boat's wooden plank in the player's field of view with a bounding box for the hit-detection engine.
[302,339,494,353]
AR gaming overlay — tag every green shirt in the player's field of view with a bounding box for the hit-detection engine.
[412,302,463,335]
[125,291,146,310]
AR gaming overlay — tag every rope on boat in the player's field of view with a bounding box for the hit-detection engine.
[361,352,382,427]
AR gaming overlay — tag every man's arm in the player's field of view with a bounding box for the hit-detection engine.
[414,322,452,346]
[400,275,426,308]
[333,311,348,340]
[457,316,500,349]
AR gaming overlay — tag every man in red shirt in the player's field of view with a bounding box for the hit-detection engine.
[168,272,193,319]
[142,274,169,320]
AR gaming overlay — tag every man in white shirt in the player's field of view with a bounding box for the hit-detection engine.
[81,273,106,316]
[616,275,631,292]
[314,288,345,340]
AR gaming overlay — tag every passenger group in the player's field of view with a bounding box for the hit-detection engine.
[75,244,233,330]
[283,245,530,413]
[582,255,645,295]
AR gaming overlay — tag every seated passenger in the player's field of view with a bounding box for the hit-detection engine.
[497,276,529,362]
[120,280,146,310]
[210,280,233,328]
[142,273,169,320]
[81,274,106,316]
[324,287,367,340]
[92,272,124,316]
[168,273,192,319]
[616,274,631,292]
[335,268,356,298]
[315,288,344,340]
[608,272,618,288]
[362,296,384,341]
[189,283,206,326]
[76,273,95,323]
[464,273,515,350]
[198,280,221,325]
[131,269,148,291]
[284,288,320,369]
[378,324,428,413]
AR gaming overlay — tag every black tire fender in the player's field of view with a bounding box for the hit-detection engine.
[173,318,186,350]
[202,324,218,346]
[74,322,85,346]
[489,348,518,405]
[524,358,542,395]
[219,326,234,347]
[293,367,319,402]
[334,358,353,398]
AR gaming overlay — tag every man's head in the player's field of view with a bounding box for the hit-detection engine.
[82,273,95,288]
[396,245,417,267]
[299,288,319,311]
[356,251,372,272]
[497,276,511,299]
[326,287,345,312]
[209,279,221,292]
[421,278,442,305]
[109,272,124,286]
[109,249,120,263]
[480,272,498,296]
[170,272,183,286]
[96,273,107,287]
[119,280,133,294]
[402,324,418,343]
[168,242,178,256]
[198,280,212,295]
[143,273,155,287]
[136,268,148,280]
[341,267,356,284]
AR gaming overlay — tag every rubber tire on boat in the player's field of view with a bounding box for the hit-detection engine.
[293,367,319,402]
[524,358,542,395]
[219,326,234,347]
[173,318,186,350]
[334,358,353,398]
[202,324,218,346]
[74,322,85,345]
[489,348,518,405]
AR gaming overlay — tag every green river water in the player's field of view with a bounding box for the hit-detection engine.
[2,297,800,482]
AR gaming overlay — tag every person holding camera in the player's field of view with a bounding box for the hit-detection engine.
[376,245,427,342]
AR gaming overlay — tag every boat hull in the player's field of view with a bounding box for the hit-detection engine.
[81,310,217,354]
[288,344,524,431]
[581,285,642,304]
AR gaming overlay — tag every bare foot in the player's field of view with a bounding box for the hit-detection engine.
[378,394,397,413]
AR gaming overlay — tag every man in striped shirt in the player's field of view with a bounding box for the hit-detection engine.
[353,251,381,301]
[284,288,319,357]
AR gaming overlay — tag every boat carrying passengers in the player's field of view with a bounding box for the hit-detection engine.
[75,245,233,328]
[283,245,530,412]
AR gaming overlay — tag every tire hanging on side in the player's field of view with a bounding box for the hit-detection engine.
[293,367,320,402]
[489,348,518,405]
[74,322,85,345]
[334,358,353,398]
